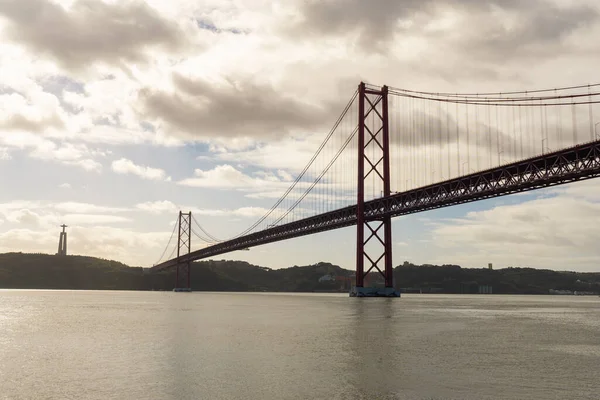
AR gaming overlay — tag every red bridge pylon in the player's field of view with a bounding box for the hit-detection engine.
[352,82,399,297]
[174,211,192,292]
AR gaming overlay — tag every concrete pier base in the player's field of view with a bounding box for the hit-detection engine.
[349,286,401,297]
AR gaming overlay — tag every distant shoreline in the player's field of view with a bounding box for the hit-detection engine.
[1,253,599,295]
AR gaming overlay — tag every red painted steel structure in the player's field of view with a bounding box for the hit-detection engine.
[175,211,192,289]
[151,138,600,272]
[356,83,394,288]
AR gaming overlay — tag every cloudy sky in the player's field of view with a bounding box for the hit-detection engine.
[1,0,600,271]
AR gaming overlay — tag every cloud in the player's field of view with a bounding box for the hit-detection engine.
[0,201,42,215]
[0,200,133,228]
[429,180,600,270]
[178,164,291,190]
[287,0,418,49]
[71,158,103,172]
[0,229,56,253]
[6,209,42,226]
[227,207,271,218]
[52,72,187,147]
[192,206,277,219]
[139,74,330,140]
[0,134,104,172]
[0,147,11,160]
[135,200,277,219]
[0,197,281,266]
[0,226,170,267]
[67,226,172,265]
[28,140,103,172]
[207,134,329,172]
[0,0,186,70]
[0,0,599,271]
[290,0,599,61]
[0,113,64,133]
[111,158,169,181]
[61,214,132,225]
[549,180,600,202]
[176,163,351,222]
[0,91,64,133]
[135,200,178,215]
[59,183,72,189]
[40,75,85,97]
[53,202,129,214]
[454,2,599,62]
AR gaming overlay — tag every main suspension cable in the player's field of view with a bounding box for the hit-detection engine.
[190,226,217,244]
[388,90,600,107]
[154,216,179,265]
[191,214,221,243]
[272,126,358,226]
[231,89,359,238]
[387,83,600,98]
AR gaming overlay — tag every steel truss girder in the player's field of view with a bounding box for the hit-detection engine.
[152,140,600,272]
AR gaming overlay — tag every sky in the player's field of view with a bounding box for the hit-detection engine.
[1,0,600,271]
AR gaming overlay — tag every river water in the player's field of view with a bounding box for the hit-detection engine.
[0,291,598,399]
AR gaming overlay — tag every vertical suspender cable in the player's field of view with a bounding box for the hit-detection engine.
[572,100,577,146]
[496,96,500,164]
[465,98,470,173]
[519,103,523,159]
[475,99,480,171]
[487,103,492,168]
[456,100,460,176]
[446,100,450,180]
[438,98,442,179]
[589,85,594,141]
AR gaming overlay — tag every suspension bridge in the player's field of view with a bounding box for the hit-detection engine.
[151,81,600,296]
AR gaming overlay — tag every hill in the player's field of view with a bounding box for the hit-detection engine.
[0,253,146,290]
[0,253,351,292]
[395,261,600,295]
[0,253,599,294]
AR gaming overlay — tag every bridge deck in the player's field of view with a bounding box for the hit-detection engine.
[152,139,600,271]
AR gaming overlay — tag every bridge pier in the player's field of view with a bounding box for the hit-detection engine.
[353,82,400,297]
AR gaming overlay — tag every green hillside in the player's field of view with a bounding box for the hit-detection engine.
[1,253,599,294]
[395,262,600,294]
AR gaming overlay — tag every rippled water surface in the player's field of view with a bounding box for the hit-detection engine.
[0,291,598,399]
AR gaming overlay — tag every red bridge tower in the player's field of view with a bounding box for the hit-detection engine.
[352,83,400,297]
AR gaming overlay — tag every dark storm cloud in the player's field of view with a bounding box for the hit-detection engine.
[0,0,185,70]
[292,0,598,58]
[139,75,333,139]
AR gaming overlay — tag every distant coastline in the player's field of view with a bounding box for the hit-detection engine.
[1,253,599,295]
